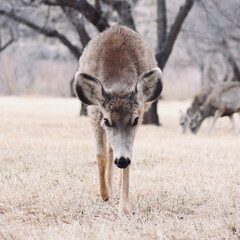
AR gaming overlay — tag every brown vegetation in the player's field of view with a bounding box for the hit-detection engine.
[0,97,239,239]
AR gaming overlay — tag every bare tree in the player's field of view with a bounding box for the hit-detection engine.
[0,29,15,52]
[182,0,240,86]
[0,0,195,125]
[143,0,195,125]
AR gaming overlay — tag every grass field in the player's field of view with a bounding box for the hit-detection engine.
[0,96,240,239]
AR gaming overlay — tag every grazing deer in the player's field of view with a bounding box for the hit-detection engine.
[189,82,240,134]
[180,82,237,134]
[74,26,162,214]
[179,86,213,133]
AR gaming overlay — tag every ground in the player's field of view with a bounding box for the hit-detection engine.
[0,96,239,240]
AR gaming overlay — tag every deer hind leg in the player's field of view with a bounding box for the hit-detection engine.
[229,114,235,131]
[93,124,109,201]
[235,113,240,136]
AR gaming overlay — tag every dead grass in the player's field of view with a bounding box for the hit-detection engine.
[0,96,240,240]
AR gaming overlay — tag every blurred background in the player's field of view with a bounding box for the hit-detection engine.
[0,0,239,100]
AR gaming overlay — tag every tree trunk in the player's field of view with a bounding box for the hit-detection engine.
[101,0,136,30]
[0,0,194,123]
[142,0,166,125]
[143,0,194,125]
[142,101,160,126]
[225,48,240,82]
[157,0,167,50]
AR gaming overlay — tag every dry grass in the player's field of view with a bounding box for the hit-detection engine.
[0,96,240,240]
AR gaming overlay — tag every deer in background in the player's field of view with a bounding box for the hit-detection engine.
[189,82,240,135]
[179,86,213,133]
[74,26,162,215]
[180,82,238,134]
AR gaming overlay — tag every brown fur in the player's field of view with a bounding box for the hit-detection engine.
[189,82,240,134]
[74,25,162,215]
[79,25,157,89]
[180,83,237,133]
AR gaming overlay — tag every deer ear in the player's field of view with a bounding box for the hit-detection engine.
[136,67,163,103]
[74,72,106,106]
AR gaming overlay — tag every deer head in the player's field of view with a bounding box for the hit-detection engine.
[189,110,202,134]
[75,68,162,168]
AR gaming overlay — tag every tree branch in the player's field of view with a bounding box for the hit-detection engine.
[221,41,240,82]
[157,0,167,51]
[95,0,101,11]
[0,9,82,59]
[40,0,61,6]
[62,7,91,48]
[156,0,194,69]
[0,30,15,52]
[211,0,240,28]
[41,0,110,32]
[101,0,136,30]
[0,37,15,52]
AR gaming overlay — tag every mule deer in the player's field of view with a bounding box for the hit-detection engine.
[180,82,237,134]
[179,86,213,133]
[189,82,240,134]
[74,26,162,214]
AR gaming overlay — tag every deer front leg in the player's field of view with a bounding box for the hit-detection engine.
[97,153,109,201]
[118,169,122,188]
[118,167,133,215]
[207,117,214,133]
[93,125,109,201]
[106,145,113,201]
[208,110,224,135]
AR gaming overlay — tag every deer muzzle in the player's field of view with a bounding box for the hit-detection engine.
[114,157,131,168]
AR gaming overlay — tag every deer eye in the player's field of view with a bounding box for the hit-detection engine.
[132,117,139,127]
[104,118,111,127]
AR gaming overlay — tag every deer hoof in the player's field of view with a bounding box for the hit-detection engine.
[100,188,109,202]
[118,201,134,216]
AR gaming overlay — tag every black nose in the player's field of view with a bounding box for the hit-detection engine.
[114,157,131,169]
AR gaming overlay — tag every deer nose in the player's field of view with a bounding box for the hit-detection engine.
[114,157,131,168]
